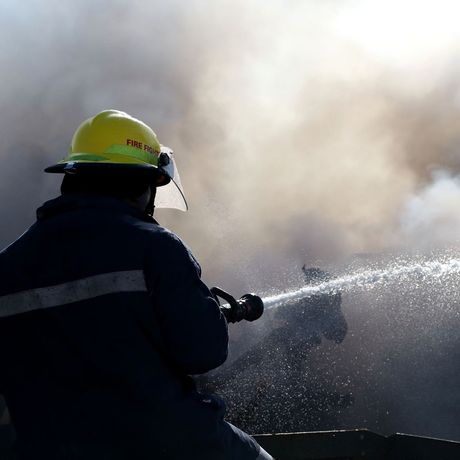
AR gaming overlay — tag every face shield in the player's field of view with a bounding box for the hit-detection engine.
[155,146,188,211]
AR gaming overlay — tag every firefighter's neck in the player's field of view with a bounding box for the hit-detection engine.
[124,188,152,212]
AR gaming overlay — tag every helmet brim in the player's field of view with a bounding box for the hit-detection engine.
[44,162,171,187]
[44,161,188,211]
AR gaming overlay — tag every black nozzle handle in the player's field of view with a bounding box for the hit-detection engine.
[210,287,239,323]
[210,287,238,307]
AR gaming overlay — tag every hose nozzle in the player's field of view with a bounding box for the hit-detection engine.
[211,287,264,323]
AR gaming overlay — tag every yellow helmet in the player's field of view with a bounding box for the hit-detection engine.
[45,110,187,211]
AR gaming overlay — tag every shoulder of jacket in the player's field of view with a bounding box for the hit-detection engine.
[144,226,201,273]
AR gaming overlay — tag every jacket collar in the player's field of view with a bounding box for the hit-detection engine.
[36,194,158,224]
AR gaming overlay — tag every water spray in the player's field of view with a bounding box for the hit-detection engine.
[262,258,460,310]
[211,257,460,322]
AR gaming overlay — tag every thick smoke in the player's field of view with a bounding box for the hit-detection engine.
[3,1,460,278]
[1,0,460,441]
[401,171,460,249]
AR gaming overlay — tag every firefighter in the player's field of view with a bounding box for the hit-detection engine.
[0,110,272,459]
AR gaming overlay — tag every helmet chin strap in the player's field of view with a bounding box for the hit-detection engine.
[145,185,157,217]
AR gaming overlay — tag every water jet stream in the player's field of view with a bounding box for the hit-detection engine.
[262,258,460,310]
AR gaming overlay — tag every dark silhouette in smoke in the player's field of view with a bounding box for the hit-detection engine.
[199,268,351,434]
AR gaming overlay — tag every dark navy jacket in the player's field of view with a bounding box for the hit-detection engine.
[0,195,259,459]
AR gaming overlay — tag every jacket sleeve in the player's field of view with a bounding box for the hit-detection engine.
[144,230,228,375]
